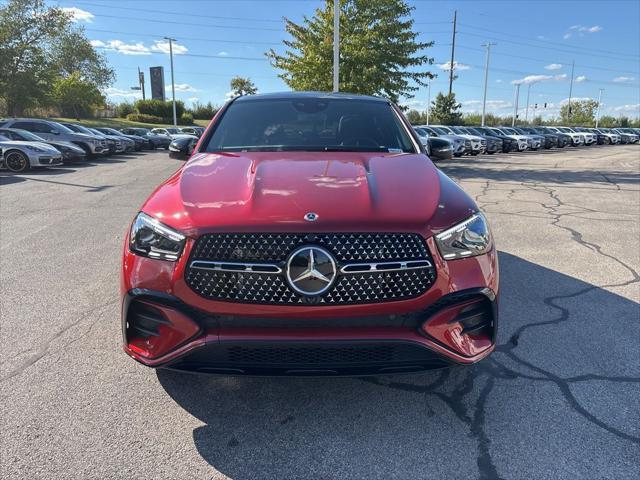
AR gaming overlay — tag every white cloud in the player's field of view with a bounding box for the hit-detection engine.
[545,63,563,71]
[218,51,229,56]
[613,76,635,83]
[612,104,640,113]
[512,75,552,85]
[495,79,502,83]
[512,73,569,85]
[460,99,512,112]
[166,83,199,92]
[225,90,237,99]
[93,39,151,55]
[61,7,94,23]
[537,35,546,40]
[151,40,188,55]
[437,61,471,71]
[104,87,142,100]
[571,24,603,32]
[575,75,587,83]
[187,97,199,103]
[564,25,602,39]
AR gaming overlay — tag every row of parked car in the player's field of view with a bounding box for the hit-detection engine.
[413,124,640,160]
[0,117,204,172]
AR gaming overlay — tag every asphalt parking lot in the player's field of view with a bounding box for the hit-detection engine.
[1,145,639,479]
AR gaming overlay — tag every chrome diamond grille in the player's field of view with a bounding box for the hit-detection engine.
[190,233,428,262]
[185,233,436,305]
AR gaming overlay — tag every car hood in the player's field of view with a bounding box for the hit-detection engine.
[437,134,465,144]
[46,141,85,152]
[0,140,59,152]
[141,151,476,236]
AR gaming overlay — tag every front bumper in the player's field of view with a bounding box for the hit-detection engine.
[121,236,499,375]
[36,155,63,166]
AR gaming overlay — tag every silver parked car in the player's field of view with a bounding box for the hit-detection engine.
[0,118,108,156]
[0,133,63,172]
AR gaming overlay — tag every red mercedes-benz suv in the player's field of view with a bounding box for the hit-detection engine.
[121,92,499,375]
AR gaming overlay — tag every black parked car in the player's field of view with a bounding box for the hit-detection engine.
[469,126,517,152]
[537,127,571,147]
[519,127,558,149]
[168,135,198,160]
[458,126,503,154]
[95,127,150,151]
[0,127,87,162]
[120,128,172,149]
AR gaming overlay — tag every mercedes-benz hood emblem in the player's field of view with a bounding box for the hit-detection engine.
[286,246,336,296]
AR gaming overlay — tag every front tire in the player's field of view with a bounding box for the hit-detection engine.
[4,150,30,172]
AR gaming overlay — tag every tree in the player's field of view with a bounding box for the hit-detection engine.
[191,101,219,119]
[405,109,423,124]
[597,115,617,128]
[52,73,105,118]
[0,0,114,116]
[52,30,114,88]
[0,0,68,115]
[430,92,462,125]
[561,99,599,126]
[229,76,258,96]
[266,0,434,103]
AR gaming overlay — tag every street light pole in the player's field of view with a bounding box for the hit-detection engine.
[164,36,177,127]
[333,0,339,92]
[480,41,495,127]
[524,82,535,123]
[595,88,604,128]
[512,83,520,127]
[567,60,575,125]
[426,79,431,125]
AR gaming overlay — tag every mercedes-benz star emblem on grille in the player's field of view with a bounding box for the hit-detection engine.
[304,212,318,222]
[286,246,336,296]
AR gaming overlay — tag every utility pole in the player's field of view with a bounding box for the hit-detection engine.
[426,79,431,125]
[480,42,495,126]
[333,0,340,92]
[448,10,457,95]
[595,88,604,128]
[567,60,575,125]
[512,83,520,127]
[524,82,536,123]
[164,36,177,127]
[138,67,146,100]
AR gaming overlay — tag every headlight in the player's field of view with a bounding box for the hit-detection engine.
[435,213,492,260]
[129,212,186,261]
[25,145,46,152]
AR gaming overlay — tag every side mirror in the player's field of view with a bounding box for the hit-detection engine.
[51,130,60,135]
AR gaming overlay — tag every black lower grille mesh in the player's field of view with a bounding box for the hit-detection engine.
[185,232,436,305]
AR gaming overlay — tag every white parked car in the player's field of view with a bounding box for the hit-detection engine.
[432,125,485,155]
[490,127,529,151]
[417,125,468,156]
[150,127,185,139]
[549,127,586,146]
[563,127,596,145]
[0,134,63,172]
[592,128,620,144]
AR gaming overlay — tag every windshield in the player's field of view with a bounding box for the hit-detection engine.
[10,129,45,142]
[101,128,120,135]
[165,128,180,134]
[203,98,416,153]
[430,127,451,135]
[50,122,74,134]
[557,127,573,133]
[67,124,95,135]
[503,128,518,135]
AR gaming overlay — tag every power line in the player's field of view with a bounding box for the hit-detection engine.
[88,13,283,31]
[458,22,640,60]
[74,1,284,23]
[85,28,282,46]
[455,44,639,75]
[458,31,637,63]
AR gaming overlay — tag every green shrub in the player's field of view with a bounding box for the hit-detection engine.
[116,102,135,118]
[134,99,184,118]
[191,101,219,120]
[179,112,193,125]
[126,113,165,124]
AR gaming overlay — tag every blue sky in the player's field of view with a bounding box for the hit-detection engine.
[53,0,640,119]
